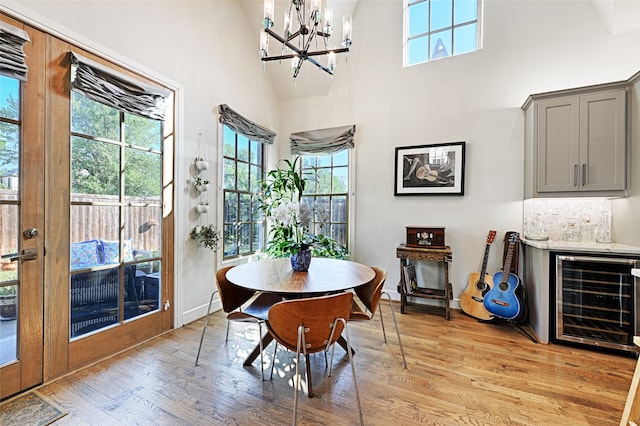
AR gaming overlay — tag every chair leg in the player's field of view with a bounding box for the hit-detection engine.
[293,325,305,426]
[337,318,364,426]
[258,321,265,381]
[195,290,218,366]
[377,298,389,344]
[270,342,278,380]
[382,292,407,369]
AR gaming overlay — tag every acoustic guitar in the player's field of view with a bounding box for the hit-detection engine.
[459,230,496,321]
[483,233,525,321]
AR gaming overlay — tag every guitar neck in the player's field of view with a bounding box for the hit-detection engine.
[501,241,517,284]
[478,243,491,281]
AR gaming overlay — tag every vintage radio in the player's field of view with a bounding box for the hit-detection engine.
[406,227,446,248]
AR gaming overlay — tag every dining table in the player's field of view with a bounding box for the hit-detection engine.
[226,257,375,395]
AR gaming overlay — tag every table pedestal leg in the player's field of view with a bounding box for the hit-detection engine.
[243,331,273,366]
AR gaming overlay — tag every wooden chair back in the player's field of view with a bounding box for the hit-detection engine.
[216,266,256,314]
[267,292,353,354]
[353,266,386,315]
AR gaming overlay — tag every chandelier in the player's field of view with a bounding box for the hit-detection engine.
[259,0,352,79]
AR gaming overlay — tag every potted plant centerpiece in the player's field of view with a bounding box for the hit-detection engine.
[259,158,348,271]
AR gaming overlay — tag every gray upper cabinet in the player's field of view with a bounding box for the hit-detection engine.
[523,83,628,198]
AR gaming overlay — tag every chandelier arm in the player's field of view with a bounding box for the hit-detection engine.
[265,28,304,57]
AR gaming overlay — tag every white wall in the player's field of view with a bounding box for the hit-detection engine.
[3,0,640,323]
[280,0,640,303]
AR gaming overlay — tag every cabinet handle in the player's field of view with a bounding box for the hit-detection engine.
[582,164,586,186]
[574,164,579,186]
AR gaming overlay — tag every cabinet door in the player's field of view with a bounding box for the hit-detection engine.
[536,96,580,192]
[579,89,626,191]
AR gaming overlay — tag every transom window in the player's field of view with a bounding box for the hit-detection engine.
[405,0,481,66]
[222,125,265,259]
[299,150,349,247]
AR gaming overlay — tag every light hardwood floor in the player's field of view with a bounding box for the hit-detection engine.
[34,305,635,425]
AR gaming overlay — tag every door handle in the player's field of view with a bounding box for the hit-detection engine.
[9,248,38,262]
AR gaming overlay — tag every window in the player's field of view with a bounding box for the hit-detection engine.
[70,91,163,338]
[299,150,349,247]
[405,0,481,66]
[222,125,265,259]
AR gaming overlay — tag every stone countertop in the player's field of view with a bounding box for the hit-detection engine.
[522,238,640,255]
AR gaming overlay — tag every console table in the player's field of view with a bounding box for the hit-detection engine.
[396,244,453,320]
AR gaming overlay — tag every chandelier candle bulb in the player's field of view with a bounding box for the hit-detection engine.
[259,31,269,57]
[263,0,274,28]
[327,50,336,72]
[342,15,352,47]
[324,4,333,33]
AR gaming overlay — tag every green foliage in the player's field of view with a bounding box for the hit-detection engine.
[259,158,348,259]
[190,225,220,251]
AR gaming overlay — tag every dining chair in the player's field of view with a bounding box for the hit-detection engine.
[350,266,407,369]
[266,292,364,426]
[195,265,282,380]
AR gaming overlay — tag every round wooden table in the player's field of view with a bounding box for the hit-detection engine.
[226,257,375,396]
[226,257,375,295]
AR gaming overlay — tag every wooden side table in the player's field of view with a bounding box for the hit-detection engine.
[396,244,453,320]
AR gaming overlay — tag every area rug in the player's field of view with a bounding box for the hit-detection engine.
[0,391,68,425]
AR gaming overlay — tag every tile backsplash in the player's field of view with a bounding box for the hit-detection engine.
[523,198,612,243]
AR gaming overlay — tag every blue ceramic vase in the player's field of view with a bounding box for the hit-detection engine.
[290,248,312,272]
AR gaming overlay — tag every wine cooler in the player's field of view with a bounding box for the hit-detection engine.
[555,254,640,353]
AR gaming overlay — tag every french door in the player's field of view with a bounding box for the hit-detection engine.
[0,15,45,399]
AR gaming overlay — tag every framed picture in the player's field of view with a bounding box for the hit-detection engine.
[394,141,466,196]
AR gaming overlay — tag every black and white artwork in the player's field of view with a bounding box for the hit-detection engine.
[394,141,465,196]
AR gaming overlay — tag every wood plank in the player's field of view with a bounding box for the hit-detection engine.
[17,307,635,425]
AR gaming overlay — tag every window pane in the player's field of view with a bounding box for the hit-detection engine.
[239,223,251,254]
[0,122,19,198]
[70,206,120,267]
[331,196,347,222]
[71,137,120,197]
[252,223,264,249]
[124,205,162,261]
[124,113,162,151]
[70,267,119,339]
[314,196,330,224]
[71,91,120,140]
[408,1,429,37]
[453,23,477,55]
[250,140,260,164]
[224,192,238,223]
[454,0,477,24]
[237,135,249,162]
[333,150,348,167]
[223,126,236,157]
[317,168,331,194]
[250,164,261,193]
[0,284,18,363]
[331,223,347,245]
[135,266,160,317]
[332,166,348,193]
[237,162,249,192]
[431,0,452,31]
[125,148,161,198]
[253,195,264,221]
[408,36,429,65]
[223,158,236,190]
[0,205,18,282]
[239,193,251,222]
[302,156,315,168]
[430,30,452,60]
[317,155,331,168]
[223,224,238,257]
[0,75,19,120]
[303,169,317,194]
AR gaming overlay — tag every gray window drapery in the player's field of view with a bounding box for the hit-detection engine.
[70,52,170,121]
[0,21,30,81]
[218,104,276,145]
[290,125,356,155]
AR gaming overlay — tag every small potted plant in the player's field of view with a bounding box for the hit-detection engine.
[196,200,209,213]
[190,224,220,251]
[195,156,209,171]
[192,176,210,192]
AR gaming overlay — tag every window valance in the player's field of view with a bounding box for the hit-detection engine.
[0,21,30,81]
[70,52,170,121]
[290,125,356,155]
[218,104,276,145]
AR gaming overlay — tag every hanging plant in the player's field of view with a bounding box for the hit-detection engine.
[190,224,220,251]
[192,176,210,192]
[196,200,209,213]
[195,156,209,171]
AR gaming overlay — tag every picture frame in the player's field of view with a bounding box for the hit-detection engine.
[394,141,466,196]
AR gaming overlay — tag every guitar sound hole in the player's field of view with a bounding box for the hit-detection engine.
[475,281,486,291]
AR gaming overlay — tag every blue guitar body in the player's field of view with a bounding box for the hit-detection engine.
[483,271,523,320]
